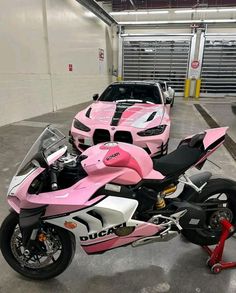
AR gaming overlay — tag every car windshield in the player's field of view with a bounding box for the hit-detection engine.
[99,84,162,104]
[16,126,65,176]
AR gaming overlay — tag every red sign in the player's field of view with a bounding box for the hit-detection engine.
[191,60,200,69]
[99,48,104,61]
[68,64,73,71]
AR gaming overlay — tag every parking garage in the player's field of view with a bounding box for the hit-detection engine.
[0,1,236,293]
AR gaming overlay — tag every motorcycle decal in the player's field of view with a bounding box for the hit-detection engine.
[79,222,126,241]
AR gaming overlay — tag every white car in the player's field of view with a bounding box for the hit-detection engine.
[158,80,175,107]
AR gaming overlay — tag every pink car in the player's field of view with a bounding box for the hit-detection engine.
[70,81,171,157]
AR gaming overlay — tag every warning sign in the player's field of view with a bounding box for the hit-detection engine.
[191,60,200,69]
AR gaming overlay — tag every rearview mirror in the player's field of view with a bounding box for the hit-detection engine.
[93,94,99,101]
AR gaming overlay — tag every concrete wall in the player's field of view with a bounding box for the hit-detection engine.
[0,0,113,126]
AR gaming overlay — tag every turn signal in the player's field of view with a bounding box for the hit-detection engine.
[64,221,77,229]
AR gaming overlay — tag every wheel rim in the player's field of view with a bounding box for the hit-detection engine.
[10,224,63,269]
[197,191,234,239]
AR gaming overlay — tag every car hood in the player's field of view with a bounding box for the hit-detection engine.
[76,101,166,129]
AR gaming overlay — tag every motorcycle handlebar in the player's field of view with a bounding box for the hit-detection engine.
[50,167,58,191]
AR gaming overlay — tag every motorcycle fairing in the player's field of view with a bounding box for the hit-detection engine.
[203,127,228,150]
[45,196,162,254]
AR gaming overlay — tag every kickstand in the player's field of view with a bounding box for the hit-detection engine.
[202,218,236,274]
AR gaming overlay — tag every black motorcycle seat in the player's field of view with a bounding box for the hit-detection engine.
[152,145,202,177]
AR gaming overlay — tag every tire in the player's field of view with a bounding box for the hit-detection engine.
[181,178,236,246]
[171,95,175,107]
[0,212,76,280]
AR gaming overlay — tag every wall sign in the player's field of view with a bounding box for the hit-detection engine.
[191,60,200,69]
[68,64,73,71]
[99,48,104,61]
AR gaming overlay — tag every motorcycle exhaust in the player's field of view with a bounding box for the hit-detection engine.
[131,231,178,248]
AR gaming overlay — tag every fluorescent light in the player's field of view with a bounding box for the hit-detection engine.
[148,11,169,14]
[196,9,218,12]
[206,19,236,22]
[175,10,195,14]
[129,11,148,15]
[110,11,129,15]
[118,19,236,25]
[219,8,236,12]
[110,10,169,15]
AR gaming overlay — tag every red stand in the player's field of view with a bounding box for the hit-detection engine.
[202,218,236,274]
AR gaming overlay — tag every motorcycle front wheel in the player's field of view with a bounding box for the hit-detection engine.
[182,178,236,246]
[0,212,76,280]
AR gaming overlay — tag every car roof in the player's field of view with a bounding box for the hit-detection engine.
[111,81,159,86]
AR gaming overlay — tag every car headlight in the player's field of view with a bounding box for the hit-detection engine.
[137,125,167,136]
[73,119,91,132]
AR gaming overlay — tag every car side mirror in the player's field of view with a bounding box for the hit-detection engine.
[93,94,99,101]
[165,97,172,104]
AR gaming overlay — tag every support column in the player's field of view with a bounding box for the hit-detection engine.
[185,29,205,99]
[117,26,123,81]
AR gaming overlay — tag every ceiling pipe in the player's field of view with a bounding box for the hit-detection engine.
[75,0,117,25]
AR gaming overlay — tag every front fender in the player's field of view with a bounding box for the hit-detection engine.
[178,171,212,201]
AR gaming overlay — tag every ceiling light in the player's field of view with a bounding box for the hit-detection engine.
[174,10,195,13]
[218,8,236,12]
[129,11,148,15]
[110,10,169,16]
[148,11,169,14]
[118,19,236,25]
[110,11,129,15]
[196,9,218,12]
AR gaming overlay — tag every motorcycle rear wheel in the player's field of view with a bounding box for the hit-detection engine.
[0,212,76,280]
[182,178,236,246]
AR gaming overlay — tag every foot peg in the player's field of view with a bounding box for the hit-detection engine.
[132,231,178,248]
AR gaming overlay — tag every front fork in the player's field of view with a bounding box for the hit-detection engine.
[19,206,47,247]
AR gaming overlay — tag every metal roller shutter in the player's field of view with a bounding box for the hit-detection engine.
[201,38,236,96]
[123,38,191,93]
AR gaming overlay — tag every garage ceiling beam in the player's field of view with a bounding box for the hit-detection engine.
[75,0,117,26]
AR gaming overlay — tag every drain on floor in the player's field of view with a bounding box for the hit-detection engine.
[194,104,236,161]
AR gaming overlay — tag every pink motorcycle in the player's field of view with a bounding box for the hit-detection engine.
[1,126,236,280]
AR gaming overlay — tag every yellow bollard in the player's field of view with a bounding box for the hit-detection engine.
[184,79,190,100]
[117,76,123,81]
[195,79,201,99]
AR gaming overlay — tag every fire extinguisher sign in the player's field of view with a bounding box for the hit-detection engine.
[68,64,73,72]
[99,48,104,61]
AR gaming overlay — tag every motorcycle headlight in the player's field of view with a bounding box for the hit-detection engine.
[137,125,167,137]
[73,119,91,132]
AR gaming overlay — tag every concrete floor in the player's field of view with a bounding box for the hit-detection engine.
[0,98,236,293]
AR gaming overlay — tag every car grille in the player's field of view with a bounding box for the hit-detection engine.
[114,131,133,144]
[93,129,111,144]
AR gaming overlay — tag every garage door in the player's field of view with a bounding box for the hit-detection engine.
[201,37,236,96]
[122,37,191,93]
